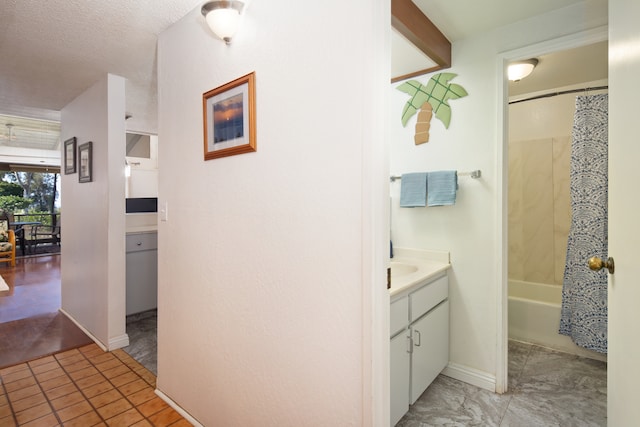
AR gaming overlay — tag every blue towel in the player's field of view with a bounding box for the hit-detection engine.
[427,171,458,206]
[399,172,427,207]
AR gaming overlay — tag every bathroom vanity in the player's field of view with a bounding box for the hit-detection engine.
[126,230,157,315]
[389,249,450,426]
[125,213,158,316]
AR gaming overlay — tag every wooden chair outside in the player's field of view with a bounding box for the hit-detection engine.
[0,220,16,267]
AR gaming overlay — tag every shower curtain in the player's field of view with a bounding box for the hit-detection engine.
[559,93,608,353]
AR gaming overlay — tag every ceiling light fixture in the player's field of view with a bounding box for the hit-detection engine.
[508,58,539,82]
[201,1,245,44]
[0,123,16,141]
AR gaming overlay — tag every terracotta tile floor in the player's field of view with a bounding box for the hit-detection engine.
[0,344,189,426]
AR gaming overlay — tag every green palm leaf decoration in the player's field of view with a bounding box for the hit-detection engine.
[397,73,468,144]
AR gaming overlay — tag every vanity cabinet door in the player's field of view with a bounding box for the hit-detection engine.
[390,330,411,426]
[410,300,449,404]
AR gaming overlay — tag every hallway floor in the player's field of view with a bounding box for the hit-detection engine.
[398,340,607,426]
[0,256,93,370]
[2,255,607,426]
[0,343,188,426]
[0,255,185,425]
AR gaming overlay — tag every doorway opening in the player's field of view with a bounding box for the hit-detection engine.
[500,29,609,394]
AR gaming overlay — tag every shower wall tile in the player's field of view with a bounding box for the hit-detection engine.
[553,136,572,286]
[522,139,555,285]
[508,140,525,281]
[509,137,572,287]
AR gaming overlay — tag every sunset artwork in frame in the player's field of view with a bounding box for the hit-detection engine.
[203,72,256,160]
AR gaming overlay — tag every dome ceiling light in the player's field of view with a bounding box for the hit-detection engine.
[508,58,539,82]
[201,1,245,45]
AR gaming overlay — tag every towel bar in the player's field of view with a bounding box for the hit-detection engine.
[390,170,481,182]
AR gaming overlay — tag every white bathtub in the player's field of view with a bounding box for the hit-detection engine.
[508,280,606,361]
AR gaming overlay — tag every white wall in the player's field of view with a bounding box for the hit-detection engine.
[60,74,127,350]
[390,1,607,388]
[126,169,158,198]
[156,1,389,425]
[126,134,158,198]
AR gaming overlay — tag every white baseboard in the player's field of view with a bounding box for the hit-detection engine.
[58,308,129,351]
[155,389,202,426]
[441,362,496,392]
[108,334,130,350]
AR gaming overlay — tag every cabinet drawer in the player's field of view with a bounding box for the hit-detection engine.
[410,274,448,322]
[126,232,158,252]
[390,296,409,337]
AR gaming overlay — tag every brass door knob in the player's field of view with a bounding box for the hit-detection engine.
[588,256,615,274]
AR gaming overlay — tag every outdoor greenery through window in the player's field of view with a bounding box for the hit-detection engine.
[0,171,60,226]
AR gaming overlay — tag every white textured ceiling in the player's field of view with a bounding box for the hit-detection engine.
[0,0,204,132]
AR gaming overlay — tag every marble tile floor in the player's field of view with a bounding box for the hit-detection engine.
[397,340,607,427]
[123,310,158,375]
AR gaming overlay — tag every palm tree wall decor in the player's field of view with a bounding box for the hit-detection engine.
[397,73,468,145]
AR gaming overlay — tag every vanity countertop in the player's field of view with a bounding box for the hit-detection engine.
[126,226,157,234]
[126,213,157,234]
[389,248,451,298]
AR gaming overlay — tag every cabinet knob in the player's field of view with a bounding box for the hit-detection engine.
[136,242,142,246]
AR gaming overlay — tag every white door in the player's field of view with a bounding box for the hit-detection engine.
[607,0,640,423]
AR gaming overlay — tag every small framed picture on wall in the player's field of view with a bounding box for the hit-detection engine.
[78,141,93,183]
[64,137,77,174]
[203,72,256,160]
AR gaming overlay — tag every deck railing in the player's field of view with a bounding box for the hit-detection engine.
[13,213,60,228]
[12,213,61,255]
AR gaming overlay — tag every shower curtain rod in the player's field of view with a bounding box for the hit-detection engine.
[508,85,608,105]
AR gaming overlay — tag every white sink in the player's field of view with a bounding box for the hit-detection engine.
[389,253,451,297]
[390,261,419,277]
